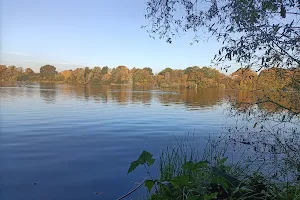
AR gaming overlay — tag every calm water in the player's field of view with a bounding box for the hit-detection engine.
[1,84,236,200]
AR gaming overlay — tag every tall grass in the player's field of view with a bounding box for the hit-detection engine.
[159,138,200,181]
[127,136,300,200]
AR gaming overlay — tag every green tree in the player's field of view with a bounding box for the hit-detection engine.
[132,68,154,86]
[3,66,22,81]
[184,66,200,75]
[110,66,132,84]
[144,0,299,70]
[101,66,109,75]
[143,67,153,75]
[40,65,57,80]
[72,68,85,83]
[158,67,173,76]
[92,66,101,73]
[186,68,203,88]
[86,66,103,84]
[84,67,91,83]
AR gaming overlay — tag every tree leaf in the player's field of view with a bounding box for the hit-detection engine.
[128,160,141,174]
[145,180,155,192]
[197,160,209,168]
[128,151,155,174]
[253,122,257,128]
[212,176,229,190]
[151,194,160,200]
[280,5,286,18]
[182,161,195,171]
[138,151,154,164]
[147,158,155,166]
[170,175,190,187]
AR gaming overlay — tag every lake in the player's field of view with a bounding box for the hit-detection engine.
[0,83,278,200]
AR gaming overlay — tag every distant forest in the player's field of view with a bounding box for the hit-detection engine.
[1,64,299,90]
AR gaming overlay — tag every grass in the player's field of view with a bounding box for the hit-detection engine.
[127,136,300,200]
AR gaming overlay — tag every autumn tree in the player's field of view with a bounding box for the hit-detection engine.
[289,68,300,90]
[198,67,223,88]
[2,66,23,81]
[110,66,132,84]
[6,66,18,77]
[86,67,103,84]
[70,68,84,83]
[101,66,109,75]
[257,68,291,90]
[143,67,153,75]
[59,70,75,82]
[132,68,155,86]
[83,67,91,83]
[92,66,101,73]
[0,65,8,80]
[230,68,258,90]
[157,68,185,88]
[40,65,57,80]
[157,68,172,87]
[185,66,203,88]
[25,68,35,76]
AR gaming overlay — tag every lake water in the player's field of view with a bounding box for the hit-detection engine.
[0,84,252,200]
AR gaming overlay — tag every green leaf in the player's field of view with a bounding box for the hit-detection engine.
[204,192,217,200]
[138,151,154,164]
[128,151,155,174]
[182,161,196,171]
[170,175,190,187]
[145,180,155,192]
[147,158,155,166]
[182,160,209,171]
[220,180,229,190]
[188,196,201,200]
[150,194,160,200]
[197,160,209,168]
[212,176,229,190]
[218,157,228,165]
[128,160,140,174]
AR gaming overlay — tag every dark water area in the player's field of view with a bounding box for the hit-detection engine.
[0,83,284,200]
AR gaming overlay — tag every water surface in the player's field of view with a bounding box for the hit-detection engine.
[1,84,239,200]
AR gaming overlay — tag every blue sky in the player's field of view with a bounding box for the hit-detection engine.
[1,0,238,73]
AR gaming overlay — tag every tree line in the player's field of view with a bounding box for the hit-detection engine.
[0,64,299,90]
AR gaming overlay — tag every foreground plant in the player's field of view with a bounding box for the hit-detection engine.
[127,147,300,200]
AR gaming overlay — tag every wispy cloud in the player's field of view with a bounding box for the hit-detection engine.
[1,51,32,57]
[1,51,88,67]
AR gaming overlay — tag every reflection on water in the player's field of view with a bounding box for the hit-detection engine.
[40,85,57,104]
[0,83,299,200]
[1,83,232,200]
[2,83,298,113]
[1,84,231,109]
